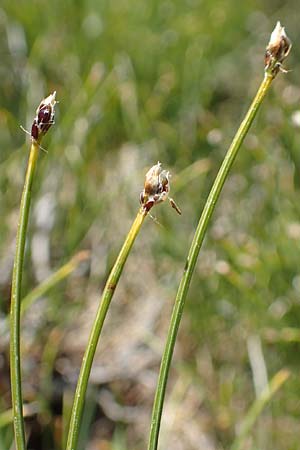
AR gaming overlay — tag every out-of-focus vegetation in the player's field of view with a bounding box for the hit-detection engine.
[1,0,300,449]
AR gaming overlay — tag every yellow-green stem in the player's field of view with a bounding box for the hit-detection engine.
[231,369,290,450]
[3,251,89,340]
[147,72,274,450]
[21,250,90,317]
[66,207,147,450]
[10,141,40,450]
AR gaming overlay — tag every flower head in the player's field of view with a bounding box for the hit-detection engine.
[140,162,181,214]
[265,21,291,74]
[31,91,57,142]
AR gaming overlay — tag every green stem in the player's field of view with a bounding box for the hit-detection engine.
[21,250,90,317]
[3,251,89,339]
[0,402,40,429]
[147,72,275,450]
[231,369,290,450]
[66,207,147,450]
[10,141,40,450]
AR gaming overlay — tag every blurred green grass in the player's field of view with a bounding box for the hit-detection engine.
[1,0,300,449]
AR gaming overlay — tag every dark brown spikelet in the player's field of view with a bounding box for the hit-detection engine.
[31,91,57,142]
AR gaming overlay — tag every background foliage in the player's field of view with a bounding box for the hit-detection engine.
[1,0,300,449]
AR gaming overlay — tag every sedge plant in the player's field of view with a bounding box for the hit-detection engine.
[66,162,181,450]
[147,22,292,450]
[10,92,57,450]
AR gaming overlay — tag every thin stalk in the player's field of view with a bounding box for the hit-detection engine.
[3,251,89,339]
[66,207,147,450]
[147,72,275,450]
[21,250,90,317]
[10,141,40,450]
[0,402,40,430]
[231,369,290,450]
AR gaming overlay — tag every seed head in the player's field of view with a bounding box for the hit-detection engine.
[31,91,57,142]
[140,162,181,214]
[265,22,291,75]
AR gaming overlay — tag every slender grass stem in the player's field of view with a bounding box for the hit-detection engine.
[10,141,40,450]
[231,369,290,450]
[66,207,147,450]
[147,72,275,450]
[0,402,40,430]
[3,251,89,339]
[21,250,90,317]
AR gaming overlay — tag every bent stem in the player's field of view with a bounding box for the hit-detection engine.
[147,72,275,450]
[10,140,40,450]
[66,207,147,450]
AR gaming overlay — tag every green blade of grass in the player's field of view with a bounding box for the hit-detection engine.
[231,369,290,450]
[262,327,300,343]
[66,207,147,450]
[20,250,90,317]
[2,251,89,338]
[0,403,40,430]
[147,70,276,450]
[10,140,40,450]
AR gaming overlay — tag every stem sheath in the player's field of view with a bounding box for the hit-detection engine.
[10,141,40,450]
[66,207,147,450]
[147,72,274,450]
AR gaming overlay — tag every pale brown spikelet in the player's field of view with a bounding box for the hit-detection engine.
[265,22,291,75]
[140,162,181,214]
